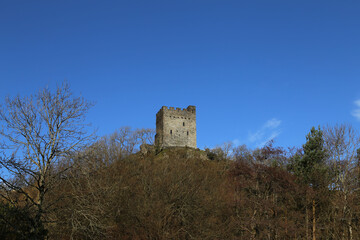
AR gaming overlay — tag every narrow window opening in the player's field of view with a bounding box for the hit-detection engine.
[187,131,189,136]
[170,130,172,135]
[183,122,185,126]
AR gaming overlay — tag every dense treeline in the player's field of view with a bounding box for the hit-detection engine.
[3,126,360,239]
[1,84,360,239]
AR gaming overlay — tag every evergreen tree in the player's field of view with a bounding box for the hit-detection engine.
[294,126,328,188]
[292,126,329,240]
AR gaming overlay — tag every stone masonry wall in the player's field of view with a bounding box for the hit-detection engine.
[155,105,196,148]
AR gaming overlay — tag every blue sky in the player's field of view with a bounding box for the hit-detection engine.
[1,1,360,149]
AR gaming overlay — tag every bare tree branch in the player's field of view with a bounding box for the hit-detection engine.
[0,82,95,235]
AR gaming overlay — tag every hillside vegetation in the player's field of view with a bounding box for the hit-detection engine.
[1,85,360,239]
[3,137,360,239]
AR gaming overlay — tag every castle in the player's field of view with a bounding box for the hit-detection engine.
[155,105,196,148]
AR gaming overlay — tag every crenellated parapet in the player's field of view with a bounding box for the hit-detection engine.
[157,105,195,117]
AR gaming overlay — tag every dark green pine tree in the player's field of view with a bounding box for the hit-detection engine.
[294,126,328,188]
[293,127,330,240]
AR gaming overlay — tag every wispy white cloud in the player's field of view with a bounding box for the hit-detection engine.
[248,118,282,147]
[258,130,281,148]
[352,100,360,121]
[248,130,265,143]
[264,118,281,129]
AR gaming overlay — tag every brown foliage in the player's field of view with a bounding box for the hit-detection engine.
[30,133,360,239]
[48,148,233,239]
[229,160,307,239]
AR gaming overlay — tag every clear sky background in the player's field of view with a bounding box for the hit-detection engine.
[1,1,360,149]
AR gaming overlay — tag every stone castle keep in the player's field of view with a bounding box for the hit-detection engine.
[155,105,196,148]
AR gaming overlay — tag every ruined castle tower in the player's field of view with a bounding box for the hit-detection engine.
[155,105,196,148]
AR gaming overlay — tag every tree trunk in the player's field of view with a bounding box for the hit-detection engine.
[306,207,309,240]
[312,199,316,240]
[348,218,353,240]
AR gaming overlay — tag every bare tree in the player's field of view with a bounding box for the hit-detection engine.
[99,127,154,162]
[0,82,94,236]
[323,124,360,191]
[323,123,360,240]
[205,142,234,161]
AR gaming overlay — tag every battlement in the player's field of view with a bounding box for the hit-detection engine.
[155,105,196,149]
[157,105,196,115]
